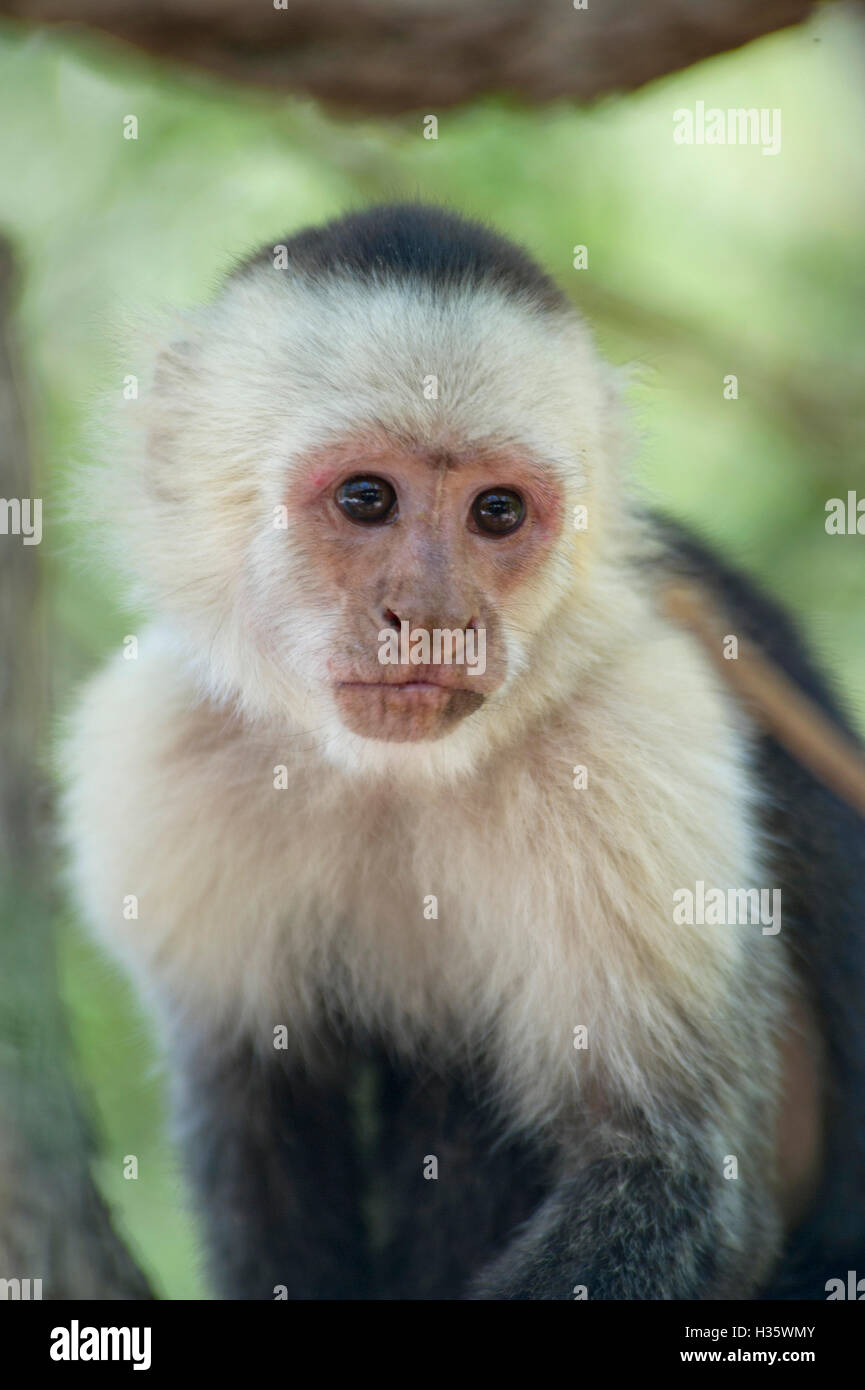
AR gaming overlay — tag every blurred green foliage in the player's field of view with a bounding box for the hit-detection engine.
[0,5,863,1298]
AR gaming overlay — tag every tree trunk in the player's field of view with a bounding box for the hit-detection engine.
[0,237,153,1300]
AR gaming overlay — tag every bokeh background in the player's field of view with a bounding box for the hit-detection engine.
[1,2,863,1298]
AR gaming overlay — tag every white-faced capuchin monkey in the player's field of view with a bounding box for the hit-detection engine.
[62,204,865,1300]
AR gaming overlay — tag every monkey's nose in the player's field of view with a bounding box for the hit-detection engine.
[381,608,479,633]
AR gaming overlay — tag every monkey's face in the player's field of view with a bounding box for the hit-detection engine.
[124,272,621,779]
[283,433,565,744]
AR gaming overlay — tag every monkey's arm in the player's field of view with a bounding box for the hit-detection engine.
[469,1116,782,1301]
[172,1032,370,1300]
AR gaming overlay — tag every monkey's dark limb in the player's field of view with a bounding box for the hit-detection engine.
[173,1034,370,1299]
[374,1059,551,1299]
[469,1135,780,1301]
[0,237,153,1300]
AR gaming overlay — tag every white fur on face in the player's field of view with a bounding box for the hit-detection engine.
[90,269,632,783]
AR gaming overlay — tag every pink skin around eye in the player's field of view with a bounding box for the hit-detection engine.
[288,436,566,544]
[308,469,335,491]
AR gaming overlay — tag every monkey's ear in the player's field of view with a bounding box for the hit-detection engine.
[155,341,198,386]
[596,361,639,482]
[144,335,203,486]
[151,338,199,393]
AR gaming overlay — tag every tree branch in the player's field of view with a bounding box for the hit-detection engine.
[0,0,820,113]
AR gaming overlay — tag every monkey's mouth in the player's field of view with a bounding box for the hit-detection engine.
[333,678,485,742]
[338,677,464,693]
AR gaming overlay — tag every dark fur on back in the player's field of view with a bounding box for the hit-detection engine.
[652,515,865,1297]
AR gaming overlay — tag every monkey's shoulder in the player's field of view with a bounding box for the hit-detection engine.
[63,630,312,798]
[59,634,314,960]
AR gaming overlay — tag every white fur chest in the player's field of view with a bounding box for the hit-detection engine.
[65,632,768,1132]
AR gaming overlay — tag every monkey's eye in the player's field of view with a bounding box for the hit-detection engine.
[336,475,397,524]
[471,488,526,537]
